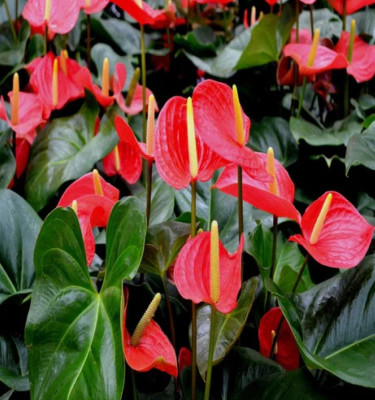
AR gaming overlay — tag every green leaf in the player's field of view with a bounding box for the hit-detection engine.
[246,224,313,293]
[0,335,29,391]
[345,128,375,173]
[26,199,146,399]
[0,21,29,66]
[0,390,15,400]
[269,256,375,388]
[196,277,259,379]
[0,190,41,305]
[0,129,14,189]
[236,368,328,400]
[250,117,298,167]
[236,8,295,70]
[299,9,342,39]
[290,115,362,147]
[25,95,118,211]
[174,26,217,56]
[140,221,191,276]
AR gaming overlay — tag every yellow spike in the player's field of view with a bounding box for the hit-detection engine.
[44,0,51,22]
[60,50,68,75]
[102,58,110,97]
[114,145,121,172]
[52,58,58,108]
[348,19,356,63]
[259,11,264,20]
[232,85,245,146]
[146,95,155,156]
[267,147,279,196]
[135,0,143,8]
[85,0,91,8]
[164,0,171,9]
[250,6,256,26]
[11,73,19,126]
[210,221,220,304]
[125,68,140,107]
[131,293,161,346]
[271,330,278,355]
[187,97,198,179]
[310,193,332,244]
[92,169,104,196]
[307,29,320,67]
[71,200,78,215]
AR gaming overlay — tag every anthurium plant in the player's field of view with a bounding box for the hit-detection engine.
[1,0,375,399]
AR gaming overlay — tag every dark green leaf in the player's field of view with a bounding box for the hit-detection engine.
[0,390,15,400]
[25,95,119,211]
[246,224,313,293]
[0,130,14,189]
[269,256,375,388]
[0,190,41,305]
[0,21,29,66]
[140,221,191,276]
[196,277,259,378]
[345,128,375,173]
[250,117,298,167]
[174,26,217,56]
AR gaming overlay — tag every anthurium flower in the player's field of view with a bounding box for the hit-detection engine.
[154,96,225,190]
[192,79,263,174]
[122,289,178,377]
[334,31,375,83]
[80,0,109,14]
[326,0,375,15]
[27,52,84,118]
[289,191,375,268]
[22,0,81,35]
[174,221,244,314]
[58,170,119,265]
[8,138,31,189]
[214,149,301,222]
[178,347,192,375]
[258,307,299,371]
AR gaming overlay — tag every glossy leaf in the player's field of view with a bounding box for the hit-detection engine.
[0,190,41,305]
[299,9,342,39]
[26,198,146,399]
[174,26,217,56]
[345,128,375,173]
[0,21,29,66]
[250,117,298,167]
[140,221,191,276]
[246,224,313,293]
[268,256,375,387]
[25,96,118,211]
[196,278,258,378]
[0,129,14,189]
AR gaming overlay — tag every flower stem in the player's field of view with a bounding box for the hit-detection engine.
[309,4,314,37]
[146,161,153,226]
[342,0,347,31]
[296,76,307,119]
[44,25,48,55]
[265,216,278,311]
[131,367,138,400]
[4,0,17,43]
[204,306,217,400]
[191,180,197,400]
[291,253,309,293]
[86,14,91,68]
[12,130,17,186]
[140,24,147,143]
[237,166,243,240]
[344,74,349,117]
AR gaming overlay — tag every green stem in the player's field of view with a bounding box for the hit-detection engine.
[16,0,18,19]
[237,166,243,239]
[343,0,347,31]
[290,0,300,116]
[140,24,147,143]
[44,25,48,55]
[344,74,349,117]
[296,76,307,119]
[146,161,153,226]
[270,254,310,358]
[204,306,217,400]
[12,130,17,186]
[191,180,197,400]
[309,4,314,37]
[3,0,17,43]
[87,14,91,68]
[265,216,278,310]
[295,0,299,43]
[131,367,138,400]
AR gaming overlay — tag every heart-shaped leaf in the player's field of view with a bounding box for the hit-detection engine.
[268,255,375,388]
[0,190,41,305]
[26,197,146,400]
[196,277,259,379]
[345,128,375,173]
[25,95,119,211]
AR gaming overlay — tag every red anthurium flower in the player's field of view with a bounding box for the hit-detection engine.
[282,42,347,77]
[326,0,375,15]
[289,191,375,268]
[192,79,264,175]
[123,289,178,377]
[8,138,31,189]
[58,171,119,265]
[334,31,375,83]
[258,307,300,371]
[80,0,109,14]
[22,0,81,36]
[27,52,84,118]
[116,84,158,116]
[0,92,43,144]
[154,96,225,190]
[174,222,244,314]
[214,150,301,222]
[178,347,192,375]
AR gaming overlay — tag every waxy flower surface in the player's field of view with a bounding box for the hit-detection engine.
[258,307,300,371]
[80,0,109,14]
[174,229,244,314]
[326,0,375,15]
[289,191,374,268]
